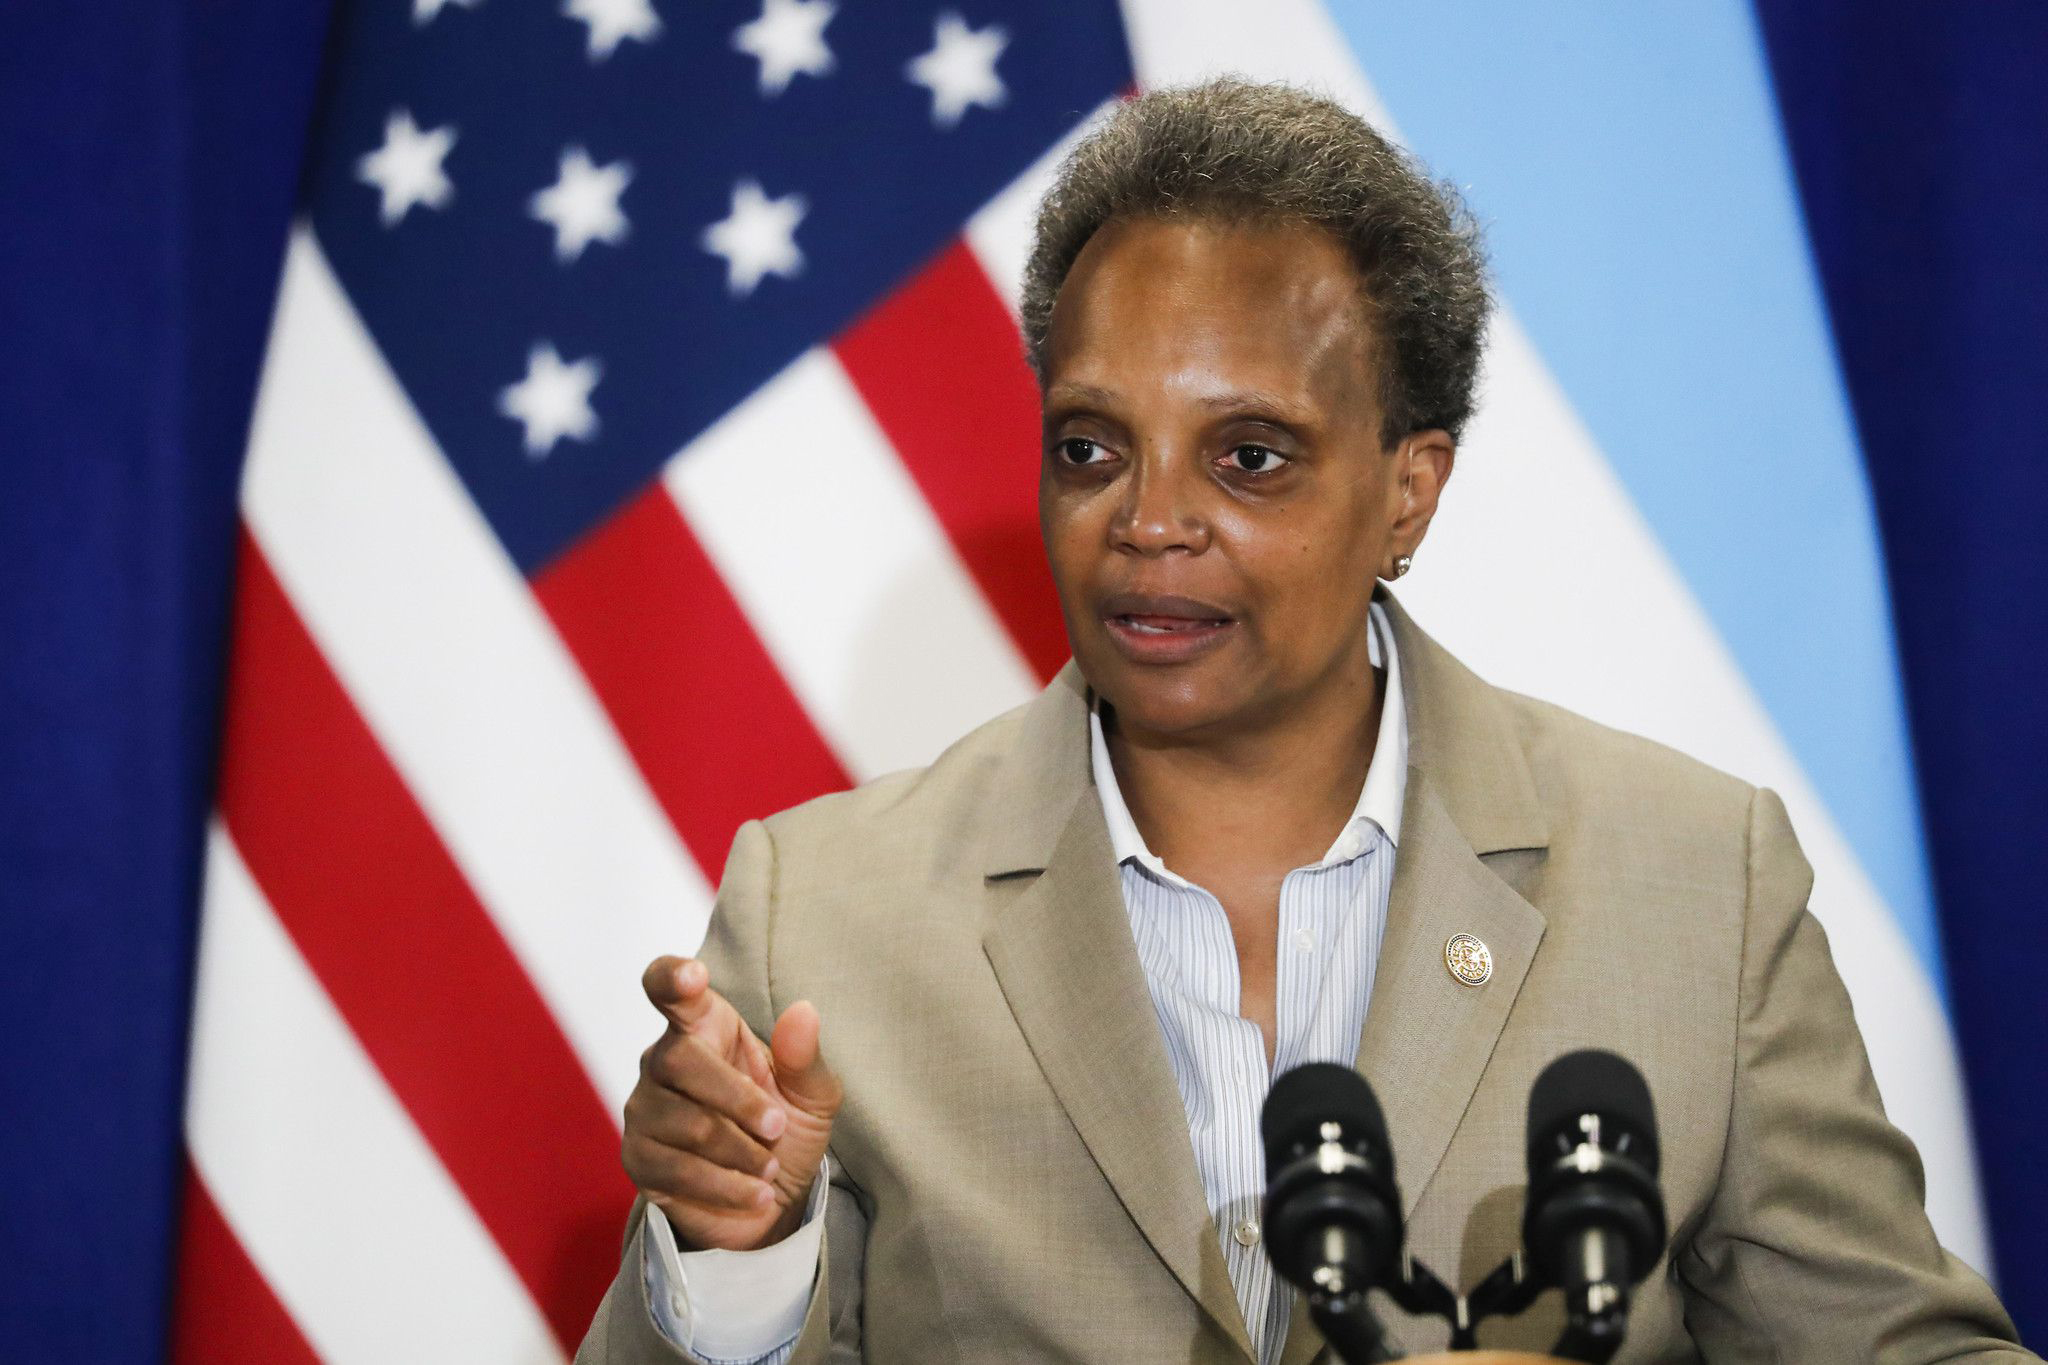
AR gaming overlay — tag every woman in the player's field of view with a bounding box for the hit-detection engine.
[578,81,2026,1363]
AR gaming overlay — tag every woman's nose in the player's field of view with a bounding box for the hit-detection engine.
[1110,455,1211,556]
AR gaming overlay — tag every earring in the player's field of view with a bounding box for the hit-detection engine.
[1392,554,1413,579]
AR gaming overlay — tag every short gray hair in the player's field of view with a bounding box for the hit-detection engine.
[1021,78,1491,445]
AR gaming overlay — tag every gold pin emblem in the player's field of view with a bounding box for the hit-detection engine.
[1445,933,1493,986]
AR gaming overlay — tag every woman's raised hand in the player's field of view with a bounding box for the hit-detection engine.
[623,955,842,1251]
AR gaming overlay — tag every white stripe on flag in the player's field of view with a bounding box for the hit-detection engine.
[1114,0,1989,1270]
[241,228,712,1112]
[664,348,1041,782]
[186,822,562,1364]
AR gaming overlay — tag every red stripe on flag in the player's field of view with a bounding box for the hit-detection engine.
[216,529,630,1351]
[169,1160,320,1365]
[833,239,1070,682]
[534,482,851,875]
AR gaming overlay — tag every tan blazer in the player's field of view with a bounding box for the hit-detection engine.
[578,595,2026,1363]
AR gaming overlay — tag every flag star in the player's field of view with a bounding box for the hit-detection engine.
[356,110,457,226]
[700,179,807,296]
[499,343,601,458]
[530,147,632,262]
[732,0,836,97]
[905,12,1007,128]
[413,0,481,24]
[563,0,661,60]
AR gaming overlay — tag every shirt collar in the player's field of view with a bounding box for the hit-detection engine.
[1089,600,1407,883]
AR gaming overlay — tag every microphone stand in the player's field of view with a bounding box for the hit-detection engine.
[1313,1248,1628,1364]
[1305,1290,1397,1365]
[1460,1248,1629,1364]
[1308,1249,1459,1365]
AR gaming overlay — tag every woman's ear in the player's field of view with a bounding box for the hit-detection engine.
[1390,428,1455,554]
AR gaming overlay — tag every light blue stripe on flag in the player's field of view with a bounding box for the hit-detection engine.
[1324,1,1947,993]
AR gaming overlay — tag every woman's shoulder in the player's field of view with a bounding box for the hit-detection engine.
[1484,687,1797,995]
[754,687,1052,866]
[1494,684,1763,841]
[1389,598,1762,842]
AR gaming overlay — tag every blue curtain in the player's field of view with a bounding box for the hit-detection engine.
[0,2,331,1359]
[1754,0,2048,1343]
[0,1,2039,1358]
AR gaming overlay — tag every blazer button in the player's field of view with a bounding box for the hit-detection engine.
[1233,1218,1261,1248]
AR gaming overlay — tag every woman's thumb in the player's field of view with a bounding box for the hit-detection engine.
[770,1000,843,1118]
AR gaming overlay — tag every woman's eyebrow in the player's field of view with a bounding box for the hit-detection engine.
[1043,382,1121,410]
[1197,388,1296,412]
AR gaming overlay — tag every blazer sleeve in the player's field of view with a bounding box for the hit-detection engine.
[1675,788,2030,1361]
[575,820,870,1364]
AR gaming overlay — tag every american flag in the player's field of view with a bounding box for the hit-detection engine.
[172,0,1129,1357]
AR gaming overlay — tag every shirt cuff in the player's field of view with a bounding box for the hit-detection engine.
[640,1162,829,1362]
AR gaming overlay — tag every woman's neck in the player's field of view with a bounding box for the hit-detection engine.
[1106,663,1385,879]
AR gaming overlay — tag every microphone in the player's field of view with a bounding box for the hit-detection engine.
[1261,1062,1402,1297]
[1261,1063,1454,1363]
[1522,1050,1668,1363]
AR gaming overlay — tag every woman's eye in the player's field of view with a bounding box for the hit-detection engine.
[1054,437,1112,466]
[1221,444,1289,473]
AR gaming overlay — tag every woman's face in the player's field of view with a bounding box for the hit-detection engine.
[1038,215,1449,742]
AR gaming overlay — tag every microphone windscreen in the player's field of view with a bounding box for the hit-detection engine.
[1526,1049,1660,1174]
[1261,1062,1390,1181]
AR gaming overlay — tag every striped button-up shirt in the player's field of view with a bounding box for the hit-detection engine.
[650,602,1405,1363]
[1089,601,1406,1365]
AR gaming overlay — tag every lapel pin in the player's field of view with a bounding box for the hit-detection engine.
[1445,933,1493,987]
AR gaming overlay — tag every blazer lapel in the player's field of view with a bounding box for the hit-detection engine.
[1361,595,1550,1218]
[981,667,1257,1361]
[1356,775,1544,1216]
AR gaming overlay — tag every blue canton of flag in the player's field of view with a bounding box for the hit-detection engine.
[310,0,1133,572]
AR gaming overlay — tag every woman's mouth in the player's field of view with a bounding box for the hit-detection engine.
[1099,595,1236,662]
